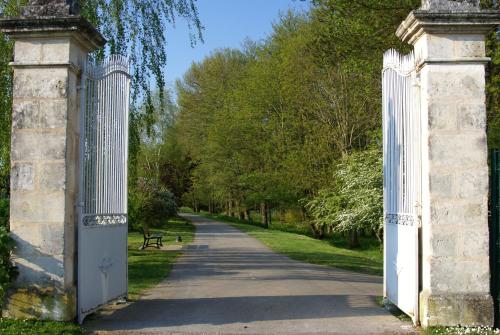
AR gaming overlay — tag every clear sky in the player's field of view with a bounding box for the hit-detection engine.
[164,0,310,92]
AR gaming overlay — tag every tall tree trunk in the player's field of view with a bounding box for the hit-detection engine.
[349,230,360,249]
[310,224,325,239]
[375,227,383,243]
[243,209,249,221]
[228,200,234,217]
[267,206,272,228]
[300,206,306,221]
[236,200,243,219]
[260,202,268,227]
[327,225,333,234]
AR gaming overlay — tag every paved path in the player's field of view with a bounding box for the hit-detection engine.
[87,214,413,335]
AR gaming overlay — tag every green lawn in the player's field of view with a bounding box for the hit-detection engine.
[128,217,195,299]
[422,327,500,335]
[200,213,383,276]
[0,318,83,335]
[0,216,195,334]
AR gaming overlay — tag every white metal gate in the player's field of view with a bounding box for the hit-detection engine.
[382,49,421,324]
[78,55,131,323]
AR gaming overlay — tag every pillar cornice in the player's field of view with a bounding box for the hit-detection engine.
[0,16,106,53]
[397,10,500,45]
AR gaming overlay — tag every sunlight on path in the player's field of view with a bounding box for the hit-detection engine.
[86,214,414,335]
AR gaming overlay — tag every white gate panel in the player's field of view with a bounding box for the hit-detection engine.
[78,55,131,323]
[382,49,421,325]
[78,225,128,316]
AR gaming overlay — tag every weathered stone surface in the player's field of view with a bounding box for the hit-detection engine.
[2,287,76,321]
[457,169,488,199]
[421,0,480,11]
[429,231,456,257]
[14,40,43,63]
[460,227,489,258]
[41,39,70,63]
[10,192,65,223]
[430,202,485,226]
[13,100,67,129]
[428,103,456,130]
[39,162,66,191]
[13,37,72,64]
[429,173,453,198]
[21,0,80,18]
[429,133,486,167]
[424,34,455,58]
[417,34,486,61]
[458,104,486,130]
[11,131,66,161]
[429,258,490,292]
[12,101,39,129]
[11,163,34,191]
[40,100,67,128]
[11,222,64,256]
[427,67,484,99]
[454,35,485,57]
[13,68,68,99]
[12,250,64,283]
[420,291,493,327]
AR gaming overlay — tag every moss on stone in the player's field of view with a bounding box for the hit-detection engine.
[2,287,76,321]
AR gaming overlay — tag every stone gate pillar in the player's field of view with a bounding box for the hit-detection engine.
[396,0,499,327]
[0,1,104,320]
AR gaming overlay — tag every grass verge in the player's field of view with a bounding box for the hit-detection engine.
[0,216,194,334]
[421,326,500,335]
[0,318,83,335]
[200,212,383,276]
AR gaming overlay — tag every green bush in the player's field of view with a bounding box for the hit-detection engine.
[129,178,178,230]
[0,198,8,228]
[142,190,178,228]
[0,197,16,310]
[0,226,16,310]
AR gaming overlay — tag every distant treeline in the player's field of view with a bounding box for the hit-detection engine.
[139,0,498,248]
[134,0,421,247]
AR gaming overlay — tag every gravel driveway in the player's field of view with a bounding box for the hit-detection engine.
[86,214,413,335]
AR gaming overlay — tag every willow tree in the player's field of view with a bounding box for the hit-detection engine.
[0,0,203,196]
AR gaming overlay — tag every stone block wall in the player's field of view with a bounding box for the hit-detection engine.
[417,33,493,326]
[3,36,86,320]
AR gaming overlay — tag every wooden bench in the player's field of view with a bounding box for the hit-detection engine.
[140,227,163,249]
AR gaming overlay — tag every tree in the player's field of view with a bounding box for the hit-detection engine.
[305,146,383,247]
[170,3,417,244]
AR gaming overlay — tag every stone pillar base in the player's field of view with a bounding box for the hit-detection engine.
[420,291,494,327]
[2,287,76,321]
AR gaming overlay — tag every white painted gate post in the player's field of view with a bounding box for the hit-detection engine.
[0,1,105,320]
[396,0,499,327]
